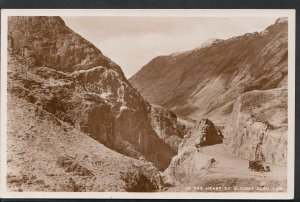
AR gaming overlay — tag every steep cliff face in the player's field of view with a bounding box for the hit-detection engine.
[8,16,178,171]
[163,118,223,185]
[130,18,288,121]
[224,88,288,165]
[147,104,192,151]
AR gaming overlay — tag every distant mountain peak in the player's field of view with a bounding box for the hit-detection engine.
[168,38,223,58]
[275,17,288,24]
[199,38,224,49]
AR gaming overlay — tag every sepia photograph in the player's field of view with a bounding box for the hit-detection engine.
[0,9,295,199]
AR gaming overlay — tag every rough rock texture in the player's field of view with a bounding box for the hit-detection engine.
[148,104,192,151]
[8,16,179,171]
[224,88,288,165]
[130,18,288,121]
[7,94,162,192]
[8,16,124,77]
[163,119,223,185]
[181,118,223,149]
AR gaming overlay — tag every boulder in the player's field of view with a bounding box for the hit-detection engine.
[163,118,222,185]
[180,118,223,151]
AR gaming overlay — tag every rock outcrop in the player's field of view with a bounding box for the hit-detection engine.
[224,88,288,165]
[182,118,223,149]
[7,16,182,171]
[163,118,223,185]
[148,104,192,151]
[8,16,124,76]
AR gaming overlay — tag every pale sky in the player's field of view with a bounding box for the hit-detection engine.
[62,17,277,78]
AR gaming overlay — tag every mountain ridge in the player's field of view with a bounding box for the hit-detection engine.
[129,18,288,165]
[129,18,287,120]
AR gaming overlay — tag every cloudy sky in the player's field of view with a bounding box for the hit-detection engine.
[62,17,277,78]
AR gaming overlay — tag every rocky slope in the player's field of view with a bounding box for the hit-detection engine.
[130,18,287,120]
[147,104,193,151]
[7,94,162,192]
[8,16,124,76]
[6,16,192,192]
[130,18,288,165]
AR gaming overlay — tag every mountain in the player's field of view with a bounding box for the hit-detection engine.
[130,18,288,165]
[7,16,289,192]
[8,16,124,76]
[7,16,190,191]
[130,18,287,121]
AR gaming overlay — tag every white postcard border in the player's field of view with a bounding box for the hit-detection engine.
[0,9,296,199]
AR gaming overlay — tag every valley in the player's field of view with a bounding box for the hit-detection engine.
[6,16,289,193]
